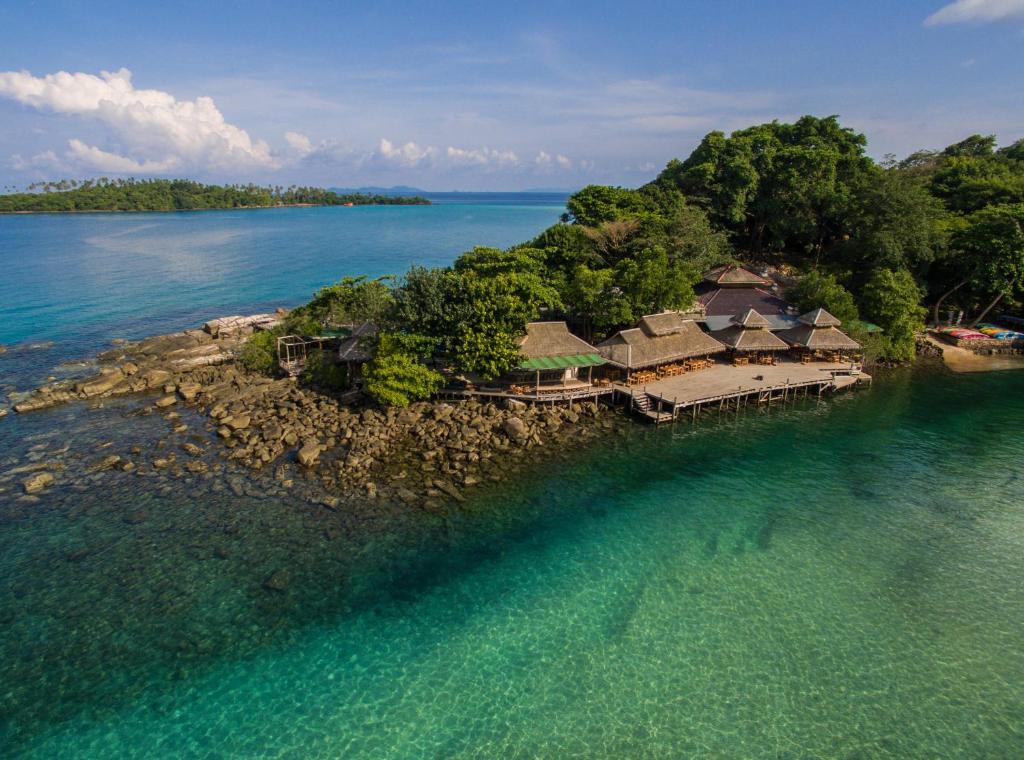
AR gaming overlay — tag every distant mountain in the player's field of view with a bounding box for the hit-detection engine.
[329,185,426,196]
[520,187,579,193]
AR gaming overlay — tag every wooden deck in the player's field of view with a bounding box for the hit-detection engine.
[615,360,870,422]
[439,383,615,403]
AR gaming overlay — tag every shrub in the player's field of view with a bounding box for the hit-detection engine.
[239,330,279,373]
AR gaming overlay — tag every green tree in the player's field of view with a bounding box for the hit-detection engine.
[239,329,281,373]
[564,185,651,226]
[945,203,1024,325]
[362,334,443,407]
[615,246,699,321]
[299,275,395,327]
[566,265,632,341]
[787,271,859,325]
[861,269,926,361]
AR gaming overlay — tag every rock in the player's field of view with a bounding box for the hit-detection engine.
[262,569,290,591]
[297,443,321,467]
[0,344,5,355]
[223,414,250,431]
[396,487,418,505]
[90,454,122,472]
[365,482,378,498]
[434,479,465,502]
[182,443,204,457]
[185,460,208,474]
[217,426,232,439]
[119,461,136,473]
[137,368,172,390]
[0,409,7,419]
[177,382,203,401]
[121,362,139,376]
[502,417,529,442]
[204,314,280,338]
[76,368,125,398]
[155,395,177,408]
[22,472,55,493]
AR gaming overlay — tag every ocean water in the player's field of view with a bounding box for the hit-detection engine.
[1,202,1024,758]
[0,198,565,385]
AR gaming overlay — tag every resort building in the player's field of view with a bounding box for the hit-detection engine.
[777,308,861,361]
[697,264,799,332]
[711,309,790,364]
[498,321,610,399]
[598,312,726,383]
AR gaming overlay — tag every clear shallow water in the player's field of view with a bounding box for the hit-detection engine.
[2,368,1023,758]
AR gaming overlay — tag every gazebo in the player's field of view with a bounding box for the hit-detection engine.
[777,308,861,362]
[712,309,790,365]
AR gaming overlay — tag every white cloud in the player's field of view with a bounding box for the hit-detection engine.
[555,154,572,169]
[924,0,1024,26]
[376,137,436,166]
[10,149,65,173]
[445,145,519,167]
[66,139,180,173]
[284,131,313,154]
[0,68,276,173]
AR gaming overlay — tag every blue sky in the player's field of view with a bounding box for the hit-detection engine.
[1,0,1022,190]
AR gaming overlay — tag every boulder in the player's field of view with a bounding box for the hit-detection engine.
[155,395,177,408]
[177,382,203,401]
[137,368,172,390]
[76,368,125,398]
[502,417,529,442]
[23,472,54,494]
[223,414,250,431]
[90,454,122,472]
[297,443,321,467]
[262,569,290,591]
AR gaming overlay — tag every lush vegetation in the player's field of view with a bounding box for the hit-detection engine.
[0,178,429,212]
[239,115,1024,397]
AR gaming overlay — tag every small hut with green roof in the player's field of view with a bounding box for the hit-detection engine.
[506,321,606,392]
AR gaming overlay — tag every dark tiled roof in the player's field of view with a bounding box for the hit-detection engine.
[699,287,795,317]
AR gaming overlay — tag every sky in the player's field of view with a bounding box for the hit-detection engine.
[0,0,1022,191]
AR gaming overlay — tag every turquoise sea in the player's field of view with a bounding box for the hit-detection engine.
[1,198,1023,758]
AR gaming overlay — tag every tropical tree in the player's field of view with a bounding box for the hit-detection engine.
[361,333,443,407]
[787,271,859,325]
[861,269,926,361]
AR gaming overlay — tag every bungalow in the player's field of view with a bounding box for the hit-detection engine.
[503,321,607,396]
[777,308,861,360]
[598,312,726,378]
[712,309,789,364]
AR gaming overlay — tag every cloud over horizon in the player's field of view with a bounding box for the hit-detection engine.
[924,0,1024,26]
[0,68,276,174]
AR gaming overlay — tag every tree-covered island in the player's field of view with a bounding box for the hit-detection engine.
[240,116,1024,405]
[0,178,429,212]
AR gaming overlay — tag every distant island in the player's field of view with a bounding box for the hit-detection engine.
[0,178,430,213]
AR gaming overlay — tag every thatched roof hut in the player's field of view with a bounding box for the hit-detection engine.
[713,309,790,352]
[777,309,861,350]
[598,312,726,369]
[702,264,772,288]
[515,322,605,370]
[336,321,378,364]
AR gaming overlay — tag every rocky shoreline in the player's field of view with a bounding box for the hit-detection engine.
[3,316,624,512]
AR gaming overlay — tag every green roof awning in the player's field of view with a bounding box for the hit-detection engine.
[517,353,606,370]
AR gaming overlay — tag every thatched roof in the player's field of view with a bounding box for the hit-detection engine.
[638,312,688,337]
[713,310,789,352]
[778,323,861,350]
[714,325,790,352]
[517,321,599,359]
[336,321,378,363]
[599,316,725,368]
[731,309,773,328]
[703,264,772,287]
[799,308,842,327]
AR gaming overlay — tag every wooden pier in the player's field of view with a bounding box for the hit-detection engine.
[614,361,871,423]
